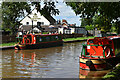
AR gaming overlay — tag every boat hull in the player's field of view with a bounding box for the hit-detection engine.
[79,69,110,79]
[15,40,63,50]
[79,57,117,71]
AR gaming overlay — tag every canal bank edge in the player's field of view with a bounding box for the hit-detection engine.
[0,39,88,50]
[0,46,15,50]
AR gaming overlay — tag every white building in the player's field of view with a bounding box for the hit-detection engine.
[58,28,75,34]
[58,27,87,35]
[20,8,56,26]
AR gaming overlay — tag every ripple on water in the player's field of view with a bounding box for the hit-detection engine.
[2,42,96,78]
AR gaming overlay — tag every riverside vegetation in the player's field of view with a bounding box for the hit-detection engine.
[0,36,94,47]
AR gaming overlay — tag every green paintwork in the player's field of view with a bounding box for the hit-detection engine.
[36,35,62,43]
[103,49,105,58]
[83,44,103,46]
[81,44,113,58]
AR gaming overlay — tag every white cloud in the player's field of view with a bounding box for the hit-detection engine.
[53,2,81,26]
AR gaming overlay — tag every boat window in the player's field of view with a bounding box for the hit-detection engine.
[55,36,59,40]
[89,40,94,43]
[46,37,50,41]
[39,38,42,42]
[26,22,29,25]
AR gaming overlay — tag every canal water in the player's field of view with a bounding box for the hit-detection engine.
[1,42,109,78]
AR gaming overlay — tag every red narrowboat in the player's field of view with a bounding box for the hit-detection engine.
[79,35,120,71]
[15,33,63,50]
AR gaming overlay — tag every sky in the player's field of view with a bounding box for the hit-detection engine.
[53,2,81,26]
[0,1,81,26]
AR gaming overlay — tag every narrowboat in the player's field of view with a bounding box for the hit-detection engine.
[79,35,120,71]
[15,33,63,50]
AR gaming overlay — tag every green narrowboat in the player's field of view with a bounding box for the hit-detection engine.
[15,33,63,50]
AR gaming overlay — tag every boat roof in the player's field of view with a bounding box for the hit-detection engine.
[88,35,120,42]
[107,35,120,40]
[24,33,60,36]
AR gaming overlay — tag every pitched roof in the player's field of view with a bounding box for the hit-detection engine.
[18,25,37,31]
[20,8,56,25]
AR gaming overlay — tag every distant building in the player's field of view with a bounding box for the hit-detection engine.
[58,22,87,35]
[74,27,87,35]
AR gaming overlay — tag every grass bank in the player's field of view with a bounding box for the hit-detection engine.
[63,36,94,41]
[102,64,120,80]
[0,36,94,47]
[0,42,16,47]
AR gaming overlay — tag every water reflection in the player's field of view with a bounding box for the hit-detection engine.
[2,42,84,78]
[79,69,110,79]
[2,42,110,78]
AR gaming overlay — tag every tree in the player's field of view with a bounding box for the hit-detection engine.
[81,18,93,27]
[85,25,95,30]
[66,2,120,33]
[1,2,59,35]
[92,14,112,32]
[31,2,59,16]
[2,2,31,34]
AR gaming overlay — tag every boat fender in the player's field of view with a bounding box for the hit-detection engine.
[86,60,93,67]
[15,45,20,50]
[104,46,111,57]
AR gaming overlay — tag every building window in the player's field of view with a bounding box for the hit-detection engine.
[41,22,44,25]
[37,22,44,26]
[37,22,41,26]
[26,22,29,25]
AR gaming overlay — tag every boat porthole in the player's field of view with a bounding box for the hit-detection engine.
[39,38,42,41]
[56,36,59,40]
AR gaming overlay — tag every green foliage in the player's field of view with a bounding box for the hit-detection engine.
[66,2,120,33]
[0,42,17,47]
[32,2,59,16]
[2,2,59,35]
[85,25,95,30]
[2,2,31,34]
[110,26,117,33]
[63,36,94,41]
[81,18,93,26]
[103,64,120,80]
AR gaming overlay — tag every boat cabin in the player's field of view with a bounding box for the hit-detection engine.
[81,37,115,58]
[17,34,62,45]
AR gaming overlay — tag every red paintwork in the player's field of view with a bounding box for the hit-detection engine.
[79,36,120,71]
[86,37,115,57]
[19,46,26,49]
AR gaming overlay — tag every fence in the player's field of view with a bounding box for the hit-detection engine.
[62,34,84,39]
[1,35,16,43]
[88,30,101,36]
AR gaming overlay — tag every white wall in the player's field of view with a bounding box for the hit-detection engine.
[20,9,50,25]
[71,28,75,34]
[58,28,64,34]
[58,28,75,34]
